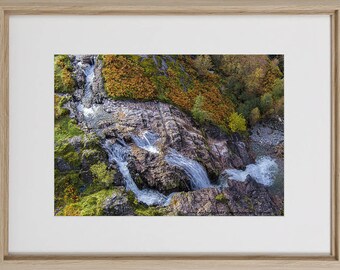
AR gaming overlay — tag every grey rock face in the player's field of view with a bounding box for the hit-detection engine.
[168,176,282,216]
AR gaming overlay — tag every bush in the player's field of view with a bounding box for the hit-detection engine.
[272,78,284,100]
[250,107,261,125]
[191,95,210,124]
[54,55,75,94]
[228,112,247,133]
[260,92,274,113]
[102,55,157,100]
[193,55,213,76]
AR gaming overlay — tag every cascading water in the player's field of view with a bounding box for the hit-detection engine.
[104,141,173,206]
[81,56,96,107]
[131,131,160,154]
[165,149,211,190]
[74,56,173,206]
[225,156,278,186]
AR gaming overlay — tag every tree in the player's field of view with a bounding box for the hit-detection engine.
[228,112,247,133]
[250,107,261,125]
[272,78,284,100]
[193,55,213,76]
[191,95,210,124]
[260,92,274,112]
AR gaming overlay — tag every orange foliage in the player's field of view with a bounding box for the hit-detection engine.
[101,55,248,129]
[102,55,157,100]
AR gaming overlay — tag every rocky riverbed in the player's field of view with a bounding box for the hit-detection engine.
[55,55,284,216]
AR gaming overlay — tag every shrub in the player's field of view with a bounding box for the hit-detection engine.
[54,55,75,94]
[191,95,210,124]
[228,112,247,133]
[102,55,157,100]
[250,107,261,125]
[193,55,213,76]
[260,92,274,113]
[272,78,284,100]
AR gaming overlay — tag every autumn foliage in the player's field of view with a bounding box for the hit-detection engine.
[102,55,157,100]
[54,55,75,94]
[101,55,284,132]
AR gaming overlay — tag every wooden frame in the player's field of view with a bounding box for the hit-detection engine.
[0,0,339,269]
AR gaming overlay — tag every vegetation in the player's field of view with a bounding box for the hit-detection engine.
[191,94,210,124]
[90,162,115,187]
[62,189,114,216]
[54,105,115,213]
[101,55,283,132]
[54,54,284,216]
[215,193,227,203]
[54,55,75,94]
[228,112,247,133]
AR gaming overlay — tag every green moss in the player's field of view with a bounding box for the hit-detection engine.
[135,207,166,216]
[126,190,167,216]
[134,175,144,187]
[54,94,71,119]
[62,189,114,216]
[90,162,115,187]
[140,57,159,76]
[55,114,109,212]
[54,55,76,94]
[81,149,99,159]
[215,193,227,203]
[127,190,139,206]
[244,196,254,212]
[63,151,81,168]
[55,116,83,142]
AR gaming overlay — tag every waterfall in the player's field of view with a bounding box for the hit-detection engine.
[77,55,96,108]
[131,131,159,154]
[104,141,172,206]
[165,149,211,190]
[225,156,278,186]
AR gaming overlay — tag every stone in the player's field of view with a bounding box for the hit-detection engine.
[168,176,282,216]
[102,188,135,216]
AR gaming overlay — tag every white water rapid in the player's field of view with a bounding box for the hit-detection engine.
[104,141,174,206]
[225,156,278,186]
[165,149,211,190]
[131,131,160,154]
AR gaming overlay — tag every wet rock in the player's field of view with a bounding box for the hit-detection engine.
[168,188,229,216]
[102,188,135,216]
[223,176,282,216]
[77,99,251,192]
[91,59,106,103]
[129,146,189,194]
[168,176,282,216]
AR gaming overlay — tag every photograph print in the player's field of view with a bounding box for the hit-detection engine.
[54,54,284,216]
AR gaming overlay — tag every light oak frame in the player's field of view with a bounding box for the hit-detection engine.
[0,0,339,269]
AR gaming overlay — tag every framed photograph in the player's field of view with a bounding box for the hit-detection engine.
[0,0,339,269]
